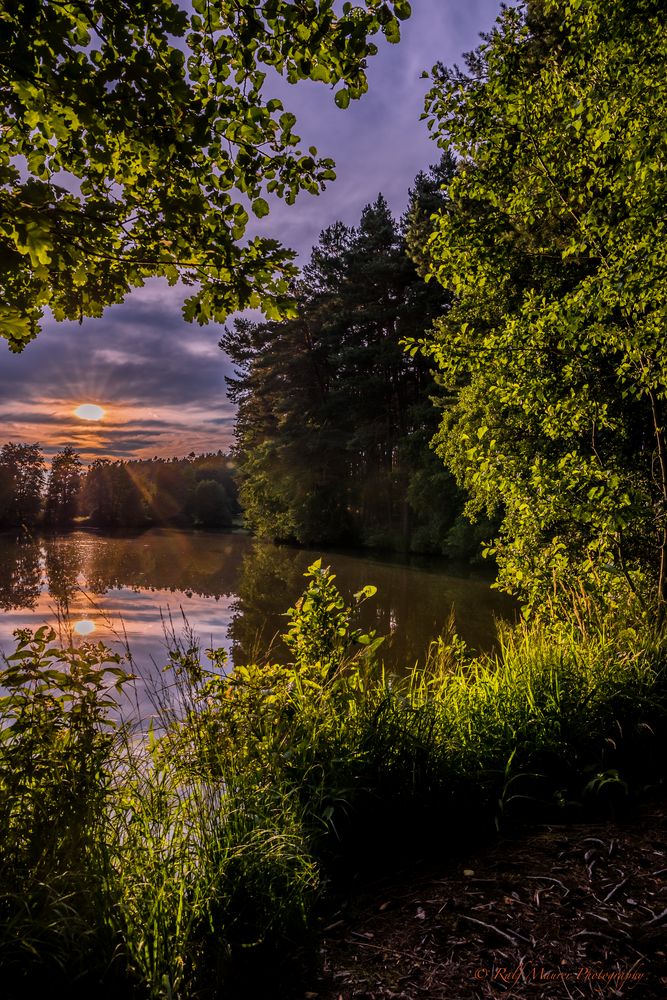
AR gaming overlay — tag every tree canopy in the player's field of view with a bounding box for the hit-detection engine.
[79,451,237,528]
[0,442,237,530]
[0,0,411,351]
[415,0,667,614]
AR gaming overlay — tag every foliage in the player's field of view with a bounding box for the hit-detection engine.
[0,625,131,990]
[107,721,317,998]
[78,450,238,528]
[412,0,667,614]
[77,457,147,528]
[0,0,412,351]
[1,570,666,996]
[192,477,232,528]
[0,441,238,531]
[283,558,382,669]
[44,444,82,527]
[0,441,44,528]
[222,170,481,554]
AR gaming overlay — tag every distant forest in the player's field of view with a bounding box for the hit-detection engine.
[0,444,238,531]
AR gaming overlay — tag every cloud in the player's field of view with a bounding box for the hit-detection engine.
[93,348,137,366]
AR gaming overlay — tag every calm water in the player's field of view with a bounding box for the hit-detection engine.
[0,529,514,682]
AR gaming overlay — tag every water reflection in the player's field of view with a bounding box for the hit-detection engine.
[44,535,84,608]
[0,536,41,611]
[73,619,96,636]
[0,529,515,671]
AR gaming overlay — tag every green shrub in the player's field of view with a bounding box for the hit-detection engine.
[0,626,132,992]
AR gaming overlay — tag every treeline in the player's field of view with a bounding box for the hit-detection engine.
[0,443,238,531]
[221,160,493,557]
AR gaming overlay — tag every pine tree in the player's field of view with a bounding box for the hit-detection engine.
[222,166,476,554]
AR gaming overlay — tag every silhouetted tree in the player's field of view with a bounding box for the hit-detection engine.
[192,479,233,529]
[78,453,237,530]
[0,442,44,529]
[44,446,82,527]
[221,165,481,554]
[78,459,114,526]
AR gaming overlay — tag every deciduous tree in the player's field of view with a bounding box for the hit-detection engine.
[415,0,667,613]
[192,478,232,528]
[0,0,411,351]
[44,444,81,527]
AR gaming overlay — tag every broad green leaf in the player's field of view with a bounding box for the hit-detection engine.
[252,197,270,218]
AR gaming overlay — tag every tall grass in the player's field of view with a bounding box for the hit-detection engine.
[1,564,666,997]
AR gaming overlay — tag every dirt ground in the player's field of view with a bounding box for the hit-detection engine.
[308,800,667,999]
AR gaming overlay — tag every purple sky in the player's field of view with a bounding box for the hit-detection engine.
[0,1,501,463]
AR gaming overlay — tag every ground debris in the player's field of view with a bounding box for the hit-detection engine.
[312,801,667,999]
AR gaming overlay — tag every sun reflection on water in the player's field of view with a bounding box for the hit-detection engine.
[73,619,96,636]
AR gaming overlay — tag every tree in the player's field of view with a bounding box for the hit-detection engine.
[44,445,81,527]
[78,458,145,527]
[0,0,412,351]
[148,459,195,524]
[192,478,232,528]
[77,451,237,528]
[414,0,667,614]
[0,442,44,528]
[222,171,470,553]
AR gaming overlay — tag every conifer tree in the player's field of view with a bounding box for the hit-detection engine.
[222,167,477,553]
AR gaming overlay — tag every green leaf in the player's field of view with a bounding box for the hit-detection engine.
[384,18,400,44]
[252,197,270,218]
[310,64,331,83]
[0,0,400,349]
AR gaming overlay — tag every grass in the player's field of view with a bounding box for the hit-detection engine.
[1,563,666,998]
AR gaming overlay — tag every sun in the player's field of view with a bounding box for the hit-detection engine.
[73,619,96,636]
[74,403,106,421]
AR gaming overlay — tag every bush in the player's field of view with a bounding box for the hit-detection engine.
[0,627,132,994]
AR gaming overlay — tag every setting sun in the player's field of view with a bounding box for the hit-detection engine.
[73,619,96,636]
[74,403,106,421]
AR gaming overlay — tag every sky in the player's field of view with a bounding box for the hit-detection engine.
[0,1,501,464]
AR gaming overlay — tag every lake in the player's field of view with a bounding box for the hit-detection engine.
[0,528,515,693]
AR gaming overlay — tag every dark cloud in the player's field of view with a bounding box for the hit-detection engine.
[0,1,501,461]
